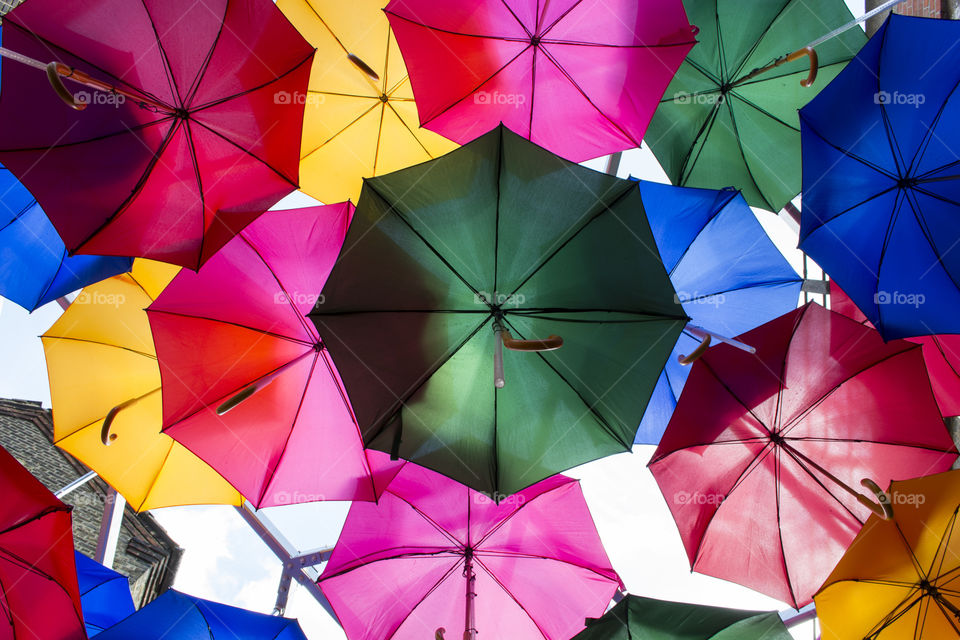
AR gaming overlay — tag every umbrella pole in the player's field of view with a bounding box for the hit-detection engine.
[0,46,168,111]
[491,319,563,388]
[779,441,894,519]
[216,348,318,415]
[679,325,755,364]
[464,549,477,640]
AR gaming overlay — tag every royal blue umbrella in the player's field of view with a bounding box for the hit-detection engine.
[634,181,802,444]
[96,589,308,639]
[0,165,132,311]
[799,14,960,340]
[74,552,136,636]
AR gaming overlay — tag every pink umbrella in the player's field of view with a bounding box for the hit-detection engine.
[146,203,402,507]
[318,464,622,640]
[384,0,698,162]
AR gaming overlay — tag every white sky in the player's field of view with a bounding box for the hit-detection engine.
[0,2,874,638]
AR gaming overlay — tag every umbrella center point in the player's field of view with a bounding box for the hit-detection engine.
[897,176,918,189]
[173,108,190,120]
[313,341,323,352]
[379,94,389,103]
[530,35,541,46]
[769,431,784,445]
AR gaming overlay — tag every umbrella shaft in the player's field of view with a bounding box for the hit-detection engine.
[464,553,477,640]
[806,0,907,49]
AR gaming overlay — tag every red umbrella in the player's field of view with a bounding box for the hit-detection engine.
[147,203,402,507]
[1,444,85,640]
[318,464,622,640]
[0,0,314,269]
[648,303,957,609]
[383,0,697,162]
[831,281,960,417]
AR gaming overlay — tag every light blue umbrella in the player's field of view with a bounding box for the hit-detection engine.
[74,552,136,636]
[634,181,802,444]
[96,590,308,639]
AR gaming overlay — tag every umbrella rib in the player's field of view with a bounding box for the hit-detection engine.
[475,550,619,584]
[875,24,909,177]
[474,479,574,548]
[798,184,899,244]
[776,443,867,526]
[725,98,774,211]
[505,183,635,298]
[662,189,739,275]
[527,42,537,141]
[727,91,799,133]
[781,437,955,456]
[41,334,156,361]
[471,559,554,640]
[183,119,207,271]
[319,549,463,582]
[773,446,800,608]
[797,115,898,180]
[390,493,465,549]
[537,45,642,149]
[135,436,178,513]
[181,0,230,108]
[675,99,724,187]
[30,245,70,311]
[257,350,321,506]
[188,51,314,115]
[538,0,585,38]
[145,308,313,347]
[902,187,960,296]
[731,59,856,90]
[383,562,466,640]
[726,1,799,82]
[676,278,803,305]
[0,504,70,539]
[302,100,382,160]
[929,508,960,588]
[684,58,723,87]
[506,309,689,321]
[137,0,186,108]
[383,100,434,159]
[372,104,387,176]
[497,0,533,38]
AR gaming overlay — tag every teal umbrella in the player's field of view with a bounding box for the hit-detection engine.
[310,125,688,497]
[571,595,792,640]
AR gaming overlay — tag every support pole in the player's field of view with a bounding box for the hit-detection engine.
[463,549,477,640]
[54,470,98,498]
[94,487,125,568]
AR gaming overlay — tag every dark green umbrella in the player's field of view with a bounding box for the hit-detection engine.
[645,0,866,212]
[572,595,792,640]
[309,125,688,497]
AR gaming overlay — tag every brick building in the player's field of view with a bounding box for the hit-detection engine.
[0,398,181,608]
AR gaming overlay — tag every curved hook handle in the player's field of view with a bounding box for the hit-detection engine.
[347,53,380,82]
[100,406,121,445]
[501,330,563,352]
[785,46,818,87]
[46,62,87,111]
[678,334,711,365]
[859,478,895,520]
[435,629,446,640]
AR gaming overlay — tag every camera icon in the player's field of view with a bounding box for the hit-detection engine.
[874,291,891,304]
[474,91,492,105]
[274,91,292,105]
[874,91,891,105]
[674,91,691,105]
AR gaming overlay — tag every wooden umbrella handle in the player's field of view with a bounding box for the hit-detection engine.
[678,335,711,365]
[46,62,87,110]
[500,330,563,352]
[785,46,819,87]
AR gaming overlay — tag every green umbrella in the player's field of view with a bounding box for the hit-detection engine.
[309,125,688,497]
[572,595,792,640]
[645,0,866,212]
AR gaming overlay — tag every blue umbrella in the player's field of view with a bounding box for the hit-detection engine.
[634,181,802,444]
[96,590,308,639]
[799,14,960,340]
[75,552,136,636]
[0,165,132,311]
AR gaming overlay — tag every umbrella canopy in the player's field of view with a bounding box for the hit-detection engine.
[309,125,688,496]
[96,589,308,640]
[147,204,402,508]
[799,14,960,339]
[570,594,791,640]
[648,303,957,609]
[277,0,457,205]
[831,281,960,418]
[0,444,85,640]
[646,0,866,212]
[74,552,135,636]
[815,470,960,639]
[0,164,132,311]
[383,0,697,162]
[634,182,802,444]
[318,463,622,640]
[42,259,243,512]
[0,0,314,269]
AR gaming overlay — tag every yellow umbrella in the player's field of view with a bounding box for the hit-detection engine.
[815,470,960,639]
[41,260,243,512]
[278,0,457,204]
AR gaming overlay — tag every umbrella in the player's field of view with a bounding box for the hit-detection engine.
[147,204,402,508]
[96,589,308,640]
[0,443,85,640]
[570,594,791,640]
[317,463,622,640]
[645,0,866,212]
[648,303,957,609]
[0,0,314,269]
[633,182,802,445]
[277,0,457,205]
[815,470,960,639]
[0,164,131,311]
[42,259,243,512]
[74,552,135,636]
[799,14,960,339]
[831,281,960,418]
[309,124,689,497]
[383,0,697,162]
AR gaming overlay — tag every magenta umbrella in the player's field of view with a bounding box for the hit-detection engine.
[384,0,698,162]
[146,203,402,508]
[318,464,622,640]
